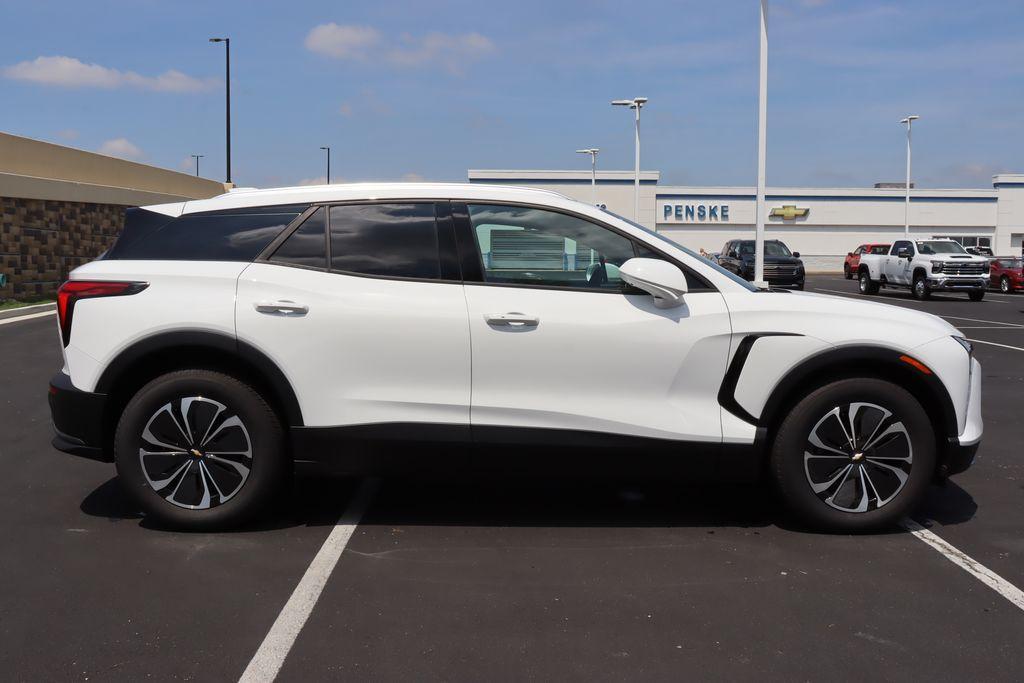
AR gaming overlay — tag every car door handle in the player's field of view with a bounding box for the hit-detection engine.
[255,300,309,315]
[485,312,540,327]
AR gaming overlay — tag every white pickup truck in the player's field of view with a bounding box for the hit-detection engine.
[857,238,990,301]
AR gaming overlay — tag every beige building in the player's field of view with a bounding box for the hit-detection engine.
[469,169,1024,271]
[0,132,227,298]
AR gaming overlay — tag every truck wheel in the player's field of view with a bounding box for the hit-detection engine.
[858,270,879,295]
[1000,276,1011,294]
[114,369,287,530]
[912,276,931,300]
[770,378,935,531]
[968,290,985,302]
[843,264,852,280]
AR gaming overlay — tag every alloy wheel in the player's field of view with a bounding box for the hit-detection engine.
[803,402,913,513]
[1001,276,1010,293]
[138,397,253,510]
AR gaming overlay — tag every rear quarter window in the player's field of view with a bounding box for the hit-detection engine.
[107,204,308,261]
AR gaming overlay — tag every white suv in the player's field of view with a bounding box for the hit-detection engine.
[48,184,982,530]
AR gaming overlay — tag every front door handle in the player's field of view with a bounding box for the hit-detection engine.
[255,300,309,316]
[485,312,539,327]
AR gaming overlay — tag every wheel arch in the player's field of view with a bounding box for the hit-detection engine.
[95,330,303,451]
[756,345,959,467]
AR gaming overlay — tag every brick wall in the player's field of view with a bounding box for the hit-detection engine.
[0,196,125,298]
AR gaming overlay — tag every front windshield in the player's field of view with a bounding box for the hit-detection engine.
[917,240,967,255]
[739,241,792,257]
[600,208,758,291]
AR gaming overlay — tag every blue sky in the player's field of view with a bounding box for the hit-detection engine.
[2,0,1022,188]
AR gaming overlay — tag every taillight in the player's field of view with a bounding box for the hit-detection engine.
[56,280,148,346]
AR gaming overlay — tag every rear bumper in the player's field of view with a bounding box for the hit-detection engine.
[48,371,110,461]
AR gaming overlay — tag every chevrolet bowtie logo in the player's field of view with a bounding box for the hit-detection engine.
[770,205,809,220]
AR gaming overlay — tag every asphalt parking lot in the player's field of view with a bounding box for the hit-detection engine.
[1,273,1022,681]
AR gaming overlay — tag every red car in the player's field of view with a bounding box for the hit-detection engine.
[844,243,891,279]
[990,256,1024,293]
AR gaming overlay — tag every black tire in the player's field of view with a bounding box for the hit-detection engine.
[770,378,935,531]
[912,275,931,300]
[114,369,287,530]
[999,276,1010,294]
[795,282,805,291]
[968,290,985,302]
[843,264,852,280]
[858,270,879,295]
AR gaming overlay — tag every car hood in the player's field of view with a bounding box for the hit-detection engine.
[927,254,987,262]
[723,289,960,350]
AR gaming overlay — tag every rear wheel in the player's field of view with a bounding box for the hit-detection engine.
[1000,276,1011,294]
[912,275,931,300]
[968,290,985,302]
[858,270,879,295]
[770,378,935,531]
[114,370,287,530]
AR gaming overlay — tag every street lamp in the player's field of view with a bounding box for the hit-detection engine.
[900,115,920,238]
[754,0,769,289]
[611,97,647,222]
[320,146,331,184]
[190,154,204,177]
[209,37,231,184]
[576,148,600,204]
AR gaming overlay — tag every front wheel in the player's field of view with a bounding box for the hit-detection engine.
[114,369,287,530]
[968,290,985,302]
[770,378,935,531]
[912,276,931,300]
[999,276,1011,294]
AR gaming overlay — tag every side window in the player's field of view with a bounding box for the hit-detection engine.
[893,240,911,254]
[329,203,441,279]
[270,208,326,269]
[855,246,865,255]
[467,204,635,291]
[108,204,307,261]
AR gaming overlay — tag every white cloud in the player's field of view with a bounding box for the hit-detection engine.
[297,176,345,186]
[305,23,494,75]
[3,56,216,92]
[97,138,144,161]
[56,128,78,141]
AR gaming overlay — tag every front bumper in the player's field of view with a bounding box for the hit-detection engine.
[926,276,987,291]
[48,371,110,461]
[940,357,982,477]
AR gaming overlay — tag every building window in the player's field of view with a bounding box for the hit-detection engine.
[933,235,992,249]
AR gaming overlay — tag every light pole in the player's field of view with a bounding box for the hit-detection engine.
[191,154,204,177]
[576,148,600,204]
[611,97,647,222]
[320,146,331,184]
[754,0,769,288]
[900,115,919,238]
[209,37,231,184]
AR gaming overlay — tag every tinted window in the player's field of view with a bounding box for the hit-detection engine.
[892,240,912,254]
[329,203,440,279]
[468,204,636,291]
[739,241,791,257]
[270,208,326,269]
[108,204,307,261]
[870,245,890,254]
[917,240,966,255]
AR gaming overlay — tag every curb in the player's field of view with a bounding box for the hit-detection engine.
[0,302,57,321]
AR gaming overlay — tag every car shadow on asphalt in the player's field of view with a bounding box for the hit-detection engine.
[78,469,978,536]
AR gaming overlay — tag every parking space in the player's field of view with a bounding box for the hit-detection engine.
[1,273,1022,680]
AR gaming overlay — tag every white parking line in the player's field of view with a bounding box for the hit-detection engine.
[0,310,56,326]
[966,338,1024,352]
[239,478,379,683]
[903,519,1024,611]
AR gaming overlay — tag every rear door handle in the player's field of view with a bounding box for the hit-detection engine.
[255,300,309,315]
[485,312,539,327]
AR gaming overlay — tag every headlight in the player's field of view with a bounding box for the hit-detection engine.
[952,335,973,358]
[931,260,944,273]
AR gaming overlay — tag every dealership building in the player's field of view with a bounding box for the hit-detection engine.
[468,170,1024,271]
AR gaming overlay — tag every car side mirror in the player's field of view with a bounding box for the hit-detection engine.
[619,258,688,309]
[793,252,801,258]
[847,252,854,257]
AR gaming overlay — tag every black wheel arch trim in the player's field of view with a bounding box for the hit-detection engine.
[736,343,960,439]
[95,330,304,427]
